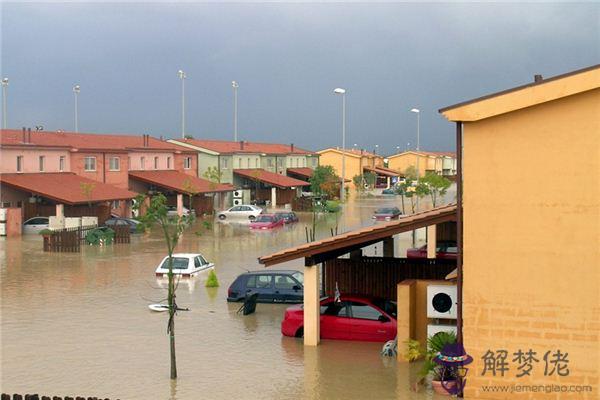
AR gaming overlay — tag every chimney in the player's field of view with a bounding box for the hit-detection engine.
[361,149,364,155]
[22,127,26,143]
[534,74,543,83]
[27,128,31,143]
[159,135,163,141]
[290,143,294,153]
[240,140,244,150]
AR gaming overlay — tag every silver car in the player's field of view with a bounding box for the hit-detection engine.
[217,205,263,221]
[22,217,50,234]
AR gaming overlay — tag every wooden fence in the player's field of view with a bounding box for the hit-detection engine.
[2,394,118,400]
[324,257,456,301]
[43,224,130,252]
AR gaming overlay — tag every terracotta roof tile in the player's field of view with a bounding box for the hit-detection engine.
[175,138,315,155]
[129,170,234,194]
[286,168,314,179]
[0,173,137,205]
[234,169,310,188]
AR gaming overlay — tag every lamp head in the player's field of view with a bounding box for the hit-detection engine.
[333,88,346,94]
[178,70,186,79]
[232,81,239,88]
[1,78,8,85]
[410,108,420,113]
[73,85,80,93]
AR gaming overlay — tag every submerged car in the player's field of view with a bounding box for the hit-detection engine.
[406,240,457,260]
[275,211,299,224]
[155,253,214,277]
[22,216,50,234]
[104,217,141,233]
[381,188,397,195]
[227,270,304,303]
[281,295,397,342]
[217,205,263,221]
[372,207,402,221]
[166,206,194,217]
[249,214,285,230]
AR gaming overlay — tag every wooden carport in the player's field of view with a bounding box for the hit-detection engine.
[258,203,457,346]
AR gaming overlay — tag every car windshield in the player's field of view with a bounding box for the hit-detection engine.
[292,271,303,284]
[376,208,397,214]
[255,215,274,223]
[159,257,189,270]
[372,299,397,318]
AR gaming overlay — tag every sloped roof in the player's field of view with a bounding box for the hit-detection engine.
[317,148,381,158]
[129,170,234,194]
[234,169,310,188]
[363,166,401,177]
[259,204,457,266]
[0,130,194,153]
[440,64,600,121]
[286,168,314,179]
[171,138,315,155]
[388,151,456,159]
[0,173,137,205]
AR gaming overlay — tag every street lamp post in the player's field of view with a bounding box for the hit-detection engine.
[232,81,239,141]
[410,108,420,247]
[1,78,8,129]
[334,88,346,202]
[73,85,81,132]
[178,70,186,139]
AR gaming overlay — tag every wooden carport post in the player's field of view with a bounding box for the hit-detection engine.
[383,236,394,257]
[303,261,320,346]
[427,224,437,259]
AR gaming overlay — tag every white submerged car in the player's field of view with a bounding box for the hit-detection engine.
[155,253,214,277]
[217,205,263,221]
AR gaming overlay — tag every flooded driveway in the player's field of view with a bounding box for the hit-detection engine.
[1,193,452,399]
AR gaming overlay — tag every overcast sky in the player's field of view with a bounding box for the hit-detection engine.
[1,1,598,153]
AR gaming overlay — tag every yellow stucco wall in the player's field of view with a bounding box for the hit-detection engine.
[388,153,432,177]
[461,88,599,399]
[317,150,362,184]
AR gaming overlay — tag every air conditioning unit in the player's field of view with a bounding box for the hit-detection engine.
[427,284,458,319]
[233,190,243,198]
[427,324,457,340]
[233,198,243,206]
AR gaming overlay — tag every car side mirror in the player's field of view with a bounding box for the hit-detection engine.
[293,285,301,291]
[378,315,390,323]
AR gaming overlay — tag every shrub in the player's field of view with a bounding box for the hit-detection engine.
[205,269,219,287]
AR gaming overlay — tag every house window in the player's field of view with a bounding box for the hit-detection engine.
[183,157,192,169]
[16,155,23,172]
[154,156,159,170]
[167,157,172,169]
[109,157,120,171]
[221,157,229,170]
[267,158,274,168]
[112,200,120,209]
[84,156,96,171]
[140,157,145,170]
[254,158,258,168]
[59,156,65,172]
[39,156,45,172]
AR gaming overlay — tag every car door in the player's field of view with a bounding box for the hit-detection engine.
[320,301,352,340]
[348,301,395,342]
[252,274,274,302]
[273,274,302,303]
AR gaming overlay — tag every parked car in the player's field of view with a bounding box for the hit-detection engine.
[281,295,397,342]
[275,211,299,224]
[406,240,457,260]
[217,205,263,221]
[104,217,141,233]
[155,253,214,277]
[372,207,402,221]
[22,216,50,234]
[166,206,194,217]
[249,214,285,230]
[381,188,397,195]
[227,270,304,303]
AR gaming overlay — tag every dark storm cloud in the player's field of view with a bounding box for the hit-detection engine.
[1,2,598,153]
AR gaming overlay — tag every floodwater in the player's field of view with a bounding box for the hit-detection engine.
[1,191,454,399]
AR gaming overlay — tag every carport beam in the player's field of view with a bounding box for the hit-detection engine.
[303,263,320,346]
[427,224,437,259]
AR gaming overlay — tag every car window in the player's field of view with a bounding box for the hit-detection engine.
[245,275,257,288]
[26,218,48,225]
[199,255,209,265]
[105,219,115,225]
[230,206,241,212]
[194,257,202,268]
[256,275,273,288]
[292,272,303,284]
[274,275,296,289]
[160,257,189,270]
[256,215,273,223]
[446,246,457,253]
[320,301,348,317]
[350,301,383,321]
[241,206,252,211]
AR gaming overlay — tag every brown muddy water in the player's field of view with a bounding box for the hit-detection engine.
[1,193,453,399]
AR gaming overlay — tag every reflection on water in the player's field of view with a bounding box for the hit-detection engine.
[1,194,452,399]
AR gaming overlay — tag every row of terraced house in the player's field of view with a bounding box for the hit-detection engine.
[0,129,319,233]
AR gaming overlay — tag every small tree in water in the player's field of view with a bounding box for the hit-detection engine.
[418,172,451,208]
[133,193,192,380]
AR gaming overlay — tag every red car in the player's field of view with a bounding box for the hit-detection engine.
[249,213,285,230]
[281,295,397,342]
[406,240,457,259]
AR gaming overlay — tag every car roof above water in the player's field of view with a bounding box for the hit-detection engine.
[240,270,301,275]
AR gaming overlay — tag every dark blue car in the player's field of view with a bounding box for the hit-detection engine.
[227,270,304,303]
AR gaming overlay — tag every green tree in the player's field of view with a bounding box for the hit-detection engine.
[403,165,418,181]
[182,178,199,217]
[202,166,223,191]
[418,172,451,207]
[352,172,377,193]
[133,193,193,380]
[309,165,338,195]
[80,182,96,210]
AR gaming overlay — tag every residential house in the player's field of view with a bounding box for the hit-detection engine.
[169,139,318,206]
[440,65,599,398]
[387,151,456,177]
